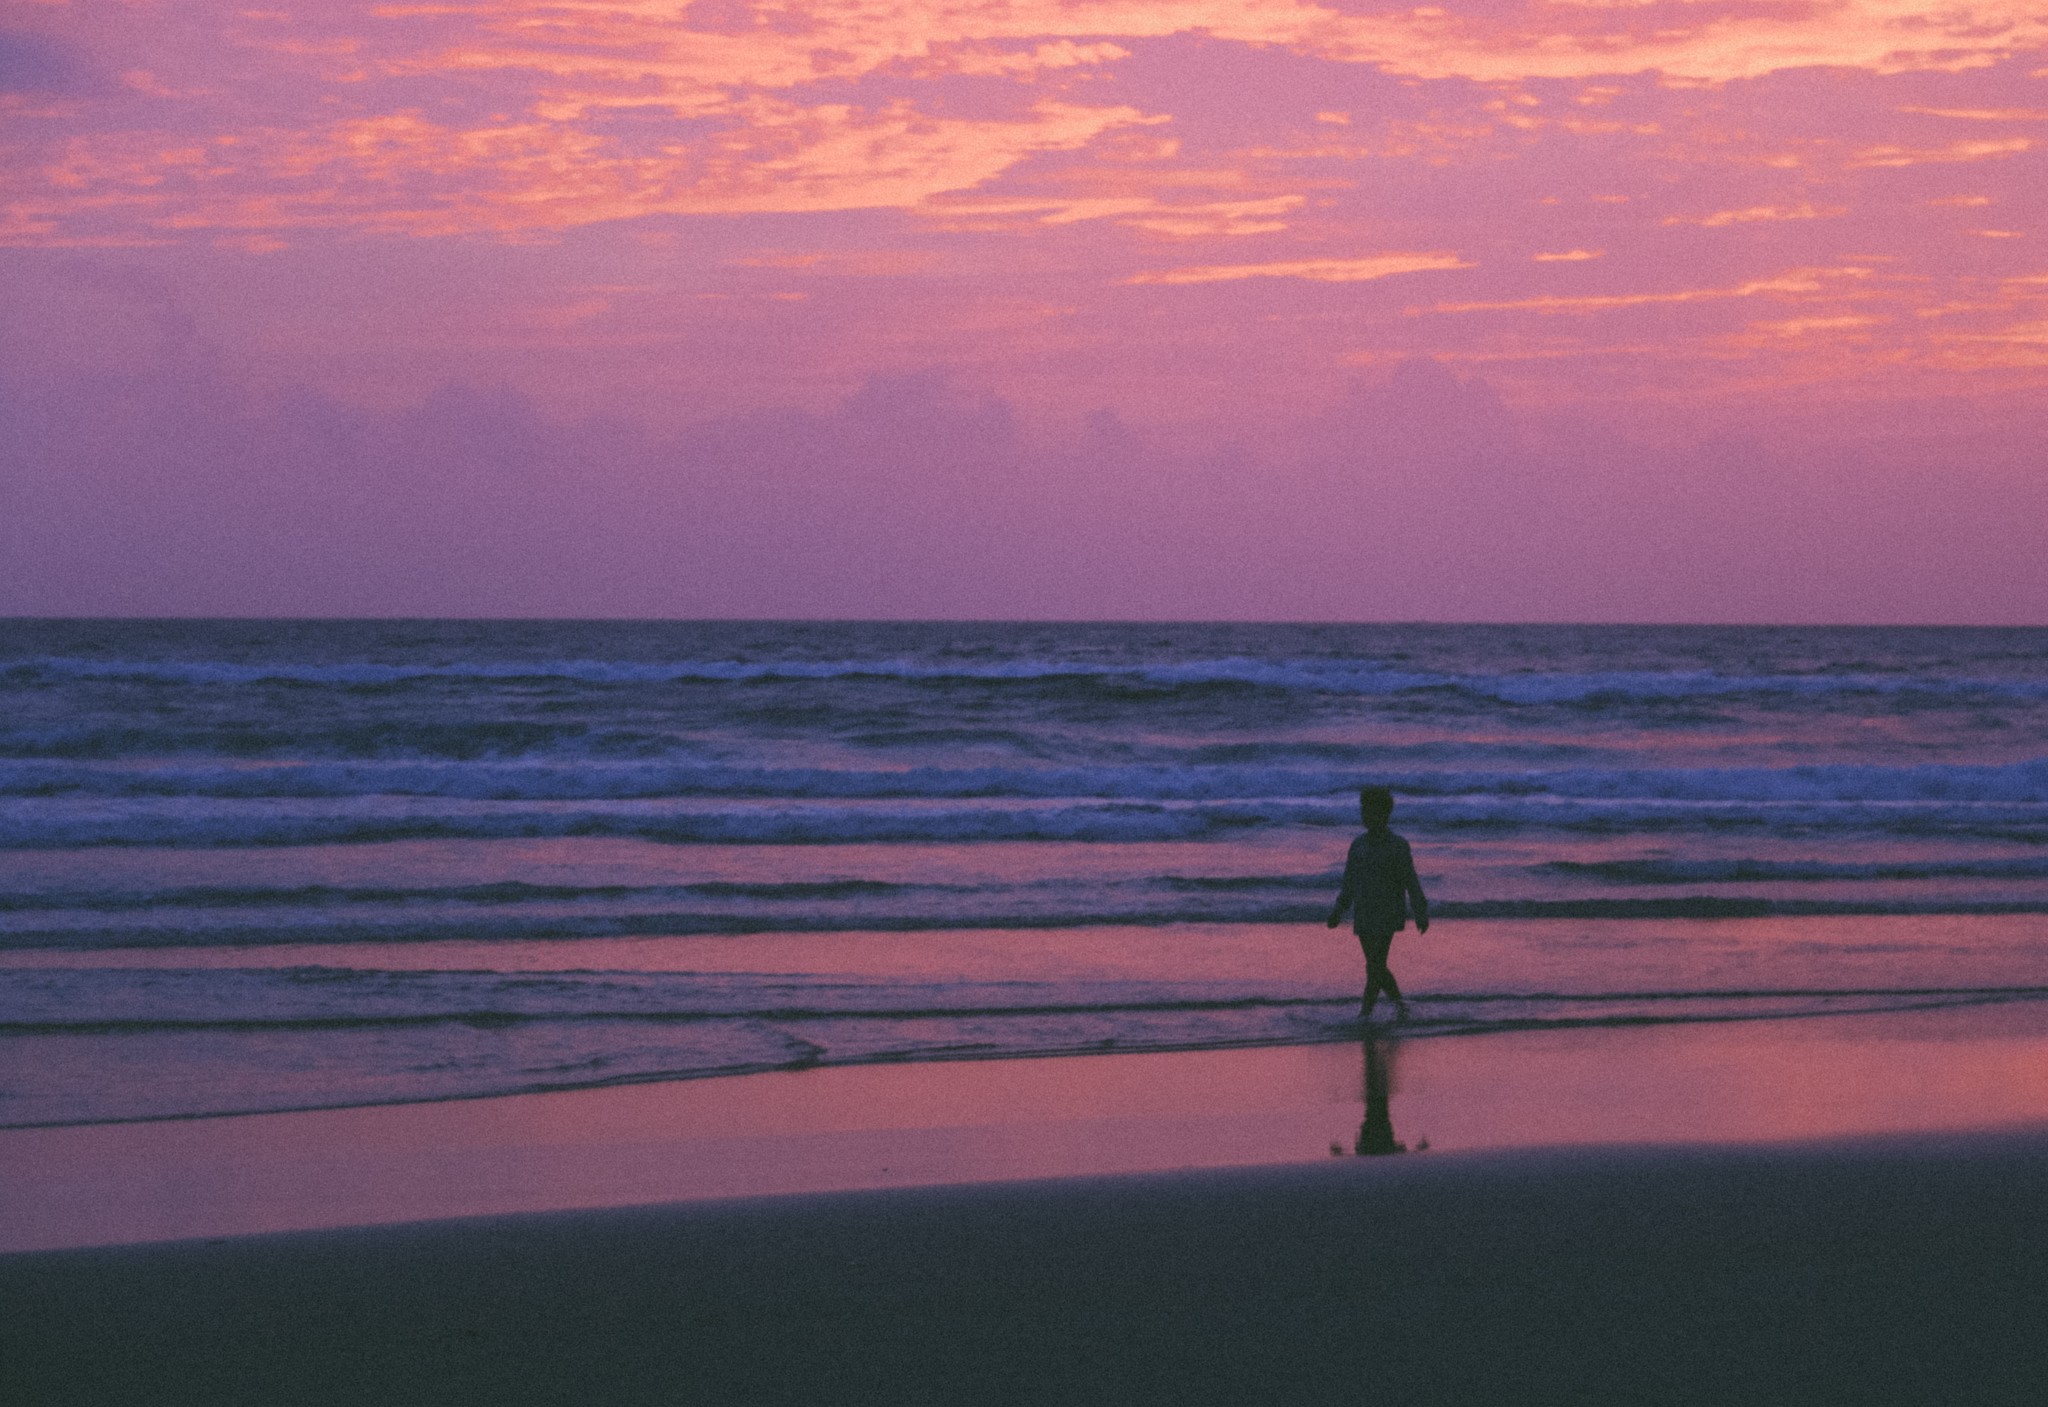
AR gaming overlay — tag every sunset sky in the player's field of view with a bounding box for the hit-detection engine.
[4,0,2046,620]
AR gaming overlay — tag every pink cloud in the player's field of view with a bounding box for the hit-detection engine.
[1127,253,1472,285]
[3,0,2047,622]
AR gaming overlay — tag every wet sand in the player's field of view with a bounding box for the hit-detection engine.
[7,999,2048,1253]
[6,1005,2048,1404]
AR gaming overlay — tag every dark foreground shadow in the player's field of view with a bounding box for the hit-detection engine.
[12,1131,2048,1405]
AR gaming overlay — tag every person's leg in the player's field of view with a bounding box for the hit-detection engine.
[1354,933,1375,1018]
[1380,955,1409,1021]
[1353,933,1376,1019]
[1358,931,1405,1021]
[1360,931,1407,1021]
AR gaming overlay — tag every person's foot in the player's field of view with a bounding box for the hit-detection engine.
[1394,1001,1412,1022]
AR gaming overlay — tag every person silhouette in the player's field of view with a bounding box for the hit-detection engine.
[1326,786,1429,1023]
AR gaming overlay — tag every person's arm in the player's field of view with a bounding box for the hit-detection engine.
[1327,844,1358,928]
[1403,840,1429,933]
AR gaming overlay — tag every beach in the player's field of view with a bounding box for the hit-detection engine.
[8,998,2048,1403]
[8,1045,2048,1404]
[12,0,2048,1382]
[8,994,2048,1253]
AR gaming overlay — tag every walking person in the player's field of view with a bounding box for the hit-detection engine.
[1326,786,1429,1022]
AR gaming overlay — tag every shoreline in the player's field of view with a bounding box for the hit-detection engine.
[7,997,2048,1254]
[12,910,2048,1134]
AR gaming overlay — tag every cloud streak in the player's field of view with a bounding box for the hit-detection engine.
[1424,272,1848,317]
[1128,253,1473,285]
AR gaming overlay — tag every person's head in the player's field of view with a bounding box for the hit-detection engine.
[1359,786,1395,830]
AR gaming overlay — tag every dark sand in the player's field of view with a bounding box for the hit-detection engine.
[7,1130,2048,1406]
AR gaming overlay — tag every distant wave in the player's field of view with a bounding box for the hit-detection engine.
[0,727,1615,767]
[0,722,676,763]
[11,890,2048,951]
[1549,856,2048,884]
[7,756,2048,806]
[0,796,1288,849]
[0,877,935,913]
[4,790,2046,850]
[12,869,2027,918]
[1432,898,2048,918]
[10,653,2048,703]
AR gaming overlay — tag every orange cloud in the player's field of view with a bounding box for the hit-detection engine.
[11,0,2048,260]
[10,100,1162,242]
[1664,203,1846,227]
[1287,0,2048,82]
[1933,319,2048,368]
[1127,253,1472,285]
[1749,315,1882,336]
[1425,272,1844,316]
[1898,107,2048,120]
[1850,138,2033,167]
[933,41,1132,78]
[930,192,1304,236]
[383,0,2048,122]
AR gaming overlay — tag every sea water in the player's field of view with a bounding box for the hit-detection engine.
[3,620,2047,1126]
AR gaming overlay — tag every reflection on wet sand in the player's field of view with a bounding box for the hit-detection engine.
[1355,1036,1420,1156]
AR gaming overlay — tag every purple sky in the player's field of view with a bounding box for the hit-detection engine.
[4,0,2047,620]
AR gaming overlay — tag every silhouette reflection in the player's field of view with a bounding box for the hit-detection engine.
[1354,1035,1407,1156]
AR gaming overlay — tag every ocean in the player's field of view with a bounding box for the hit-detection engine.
[4,619,2047,1128]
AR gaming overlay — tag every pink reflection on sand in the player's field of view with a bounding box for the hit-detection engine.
[5,1003,2048,1252]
